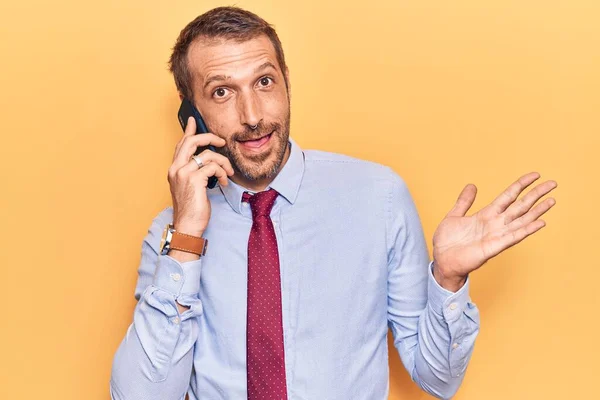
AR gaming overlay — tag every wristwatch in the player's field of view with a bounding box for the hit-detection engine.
[159,223,208,257]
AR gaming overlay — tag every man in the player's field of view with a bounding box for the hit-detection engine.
[110,6,557,400]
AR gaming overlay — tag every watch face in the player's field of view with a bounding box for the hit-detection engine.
[159,224,172,254]
[160,228,167,250]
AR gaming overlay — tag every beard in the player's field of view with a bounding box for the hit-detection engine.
[217,106,291,182]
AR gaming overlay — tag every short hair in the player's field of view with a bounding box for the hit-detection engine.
[168,6,288,101]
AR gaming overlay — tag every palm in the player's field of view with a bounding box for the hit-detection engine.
[432,172,557,279]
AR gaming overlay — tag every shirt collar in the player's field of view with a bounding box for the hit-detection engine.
[218,136,305,214]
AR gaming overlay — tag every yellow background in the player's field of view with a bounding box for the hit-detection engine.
[0,0,598,399]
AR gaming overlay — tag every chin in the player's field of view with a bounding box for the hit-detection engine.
[237,156,280,181]
[234,134,288,181]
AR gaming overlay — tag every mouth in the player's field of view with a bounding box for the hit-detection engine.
[237,131,274,151]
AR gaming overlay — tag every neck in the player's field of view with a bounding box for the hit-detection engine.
[230,141,291,192]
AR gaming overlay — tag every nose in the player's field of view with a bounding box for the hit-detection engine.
[237,90,263,129]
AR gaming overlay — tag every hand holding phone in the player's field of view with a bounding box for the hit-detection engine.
[178,98,219,188]
[167,99,235,237]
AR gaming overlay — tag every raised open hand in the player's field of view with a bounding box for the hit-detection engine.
[432,172,557,286]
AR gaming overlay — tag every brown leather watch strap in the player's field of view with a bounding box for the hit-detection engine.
[170,231,208,256]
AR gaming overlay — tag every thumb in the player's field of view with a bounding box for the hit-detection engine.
[445,184,477,218]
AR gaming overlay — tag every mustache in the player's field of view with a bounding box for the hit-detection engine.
[233,121,279,142]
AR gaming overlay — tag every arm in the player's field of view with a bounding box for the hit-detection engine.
[110,207,203,400]
[385,171,480,400]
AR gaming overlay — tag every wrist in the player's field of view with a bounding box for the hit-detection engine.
[432,261,467,292]
[160,223,208,258]
[172,223,204,238]
[167,249,200,263]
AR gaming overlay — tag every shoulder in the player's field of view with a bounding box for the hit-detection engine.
[302,148,406,188]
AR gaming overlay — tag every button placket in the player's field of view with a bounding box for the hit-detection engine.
[273,205,292,397]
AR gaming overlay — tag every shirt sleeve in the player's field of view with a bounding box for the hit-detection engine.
[385,170,480,400]
[110,206,203,400]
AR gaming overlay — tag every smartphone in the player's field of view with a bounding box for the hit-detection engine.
[177,98,219,189]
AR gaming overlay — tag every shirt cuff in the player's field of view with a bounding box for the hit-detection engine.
[427,260,472,322]
[152,254,203,297]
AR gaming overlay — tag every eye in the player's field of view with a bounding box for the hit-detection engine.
[258,76,273,87]
[213,87,229,98]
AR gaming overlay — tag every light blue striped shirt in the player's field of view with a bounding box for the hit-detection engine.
[110,137,480,399]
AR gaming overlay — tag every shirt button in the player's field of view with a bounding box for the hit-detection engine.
[170,273,181,282]
[173,316,180,324]
[452,343,459,349]
[449,303,457,310]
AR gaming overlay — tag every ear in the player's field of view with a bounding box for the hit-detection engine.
[178,92,185,101]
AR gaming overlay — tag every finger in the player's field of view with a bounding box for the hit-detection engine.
[190,162,230,187]
[169,150,208,182]
[497,219,547,253]
[187,132,227,148]
[176,150,235,178]
[490,172,541,214]
[172,133,227,171]
[507,197,556,231]
[482,218,547,260]
[184,116,196,136]
[174,117,197,158]
[445,184,477,218]
[181,133,227,156]
[196,149,235,176]
[503,180,558,223]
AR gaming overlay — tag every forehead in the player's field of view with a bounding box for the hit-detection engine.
[187,35,279,86]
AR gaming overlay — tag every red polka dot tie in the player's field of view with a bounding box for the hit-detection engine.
[242,189,288,400]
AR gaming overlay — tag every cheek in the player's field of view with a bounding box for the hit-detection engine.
[204,105,237,136]
[261,92,289,120]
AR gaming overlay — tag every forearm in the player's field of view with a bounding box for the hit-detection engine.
[110,254,203,399]
[432,261,467,293]
[385,171,480,398]
[169,249,200,314]
[403,262,480,399]
[110,315,196,400]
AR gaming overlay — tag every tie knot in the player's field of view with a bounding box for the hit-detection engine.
[242,188,279,218]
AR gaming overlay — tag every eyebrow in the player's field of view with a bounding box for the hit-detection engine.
[203,61,278,90]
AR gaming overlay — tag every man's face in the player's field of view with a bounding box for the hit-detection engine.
[187,34,291,182]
